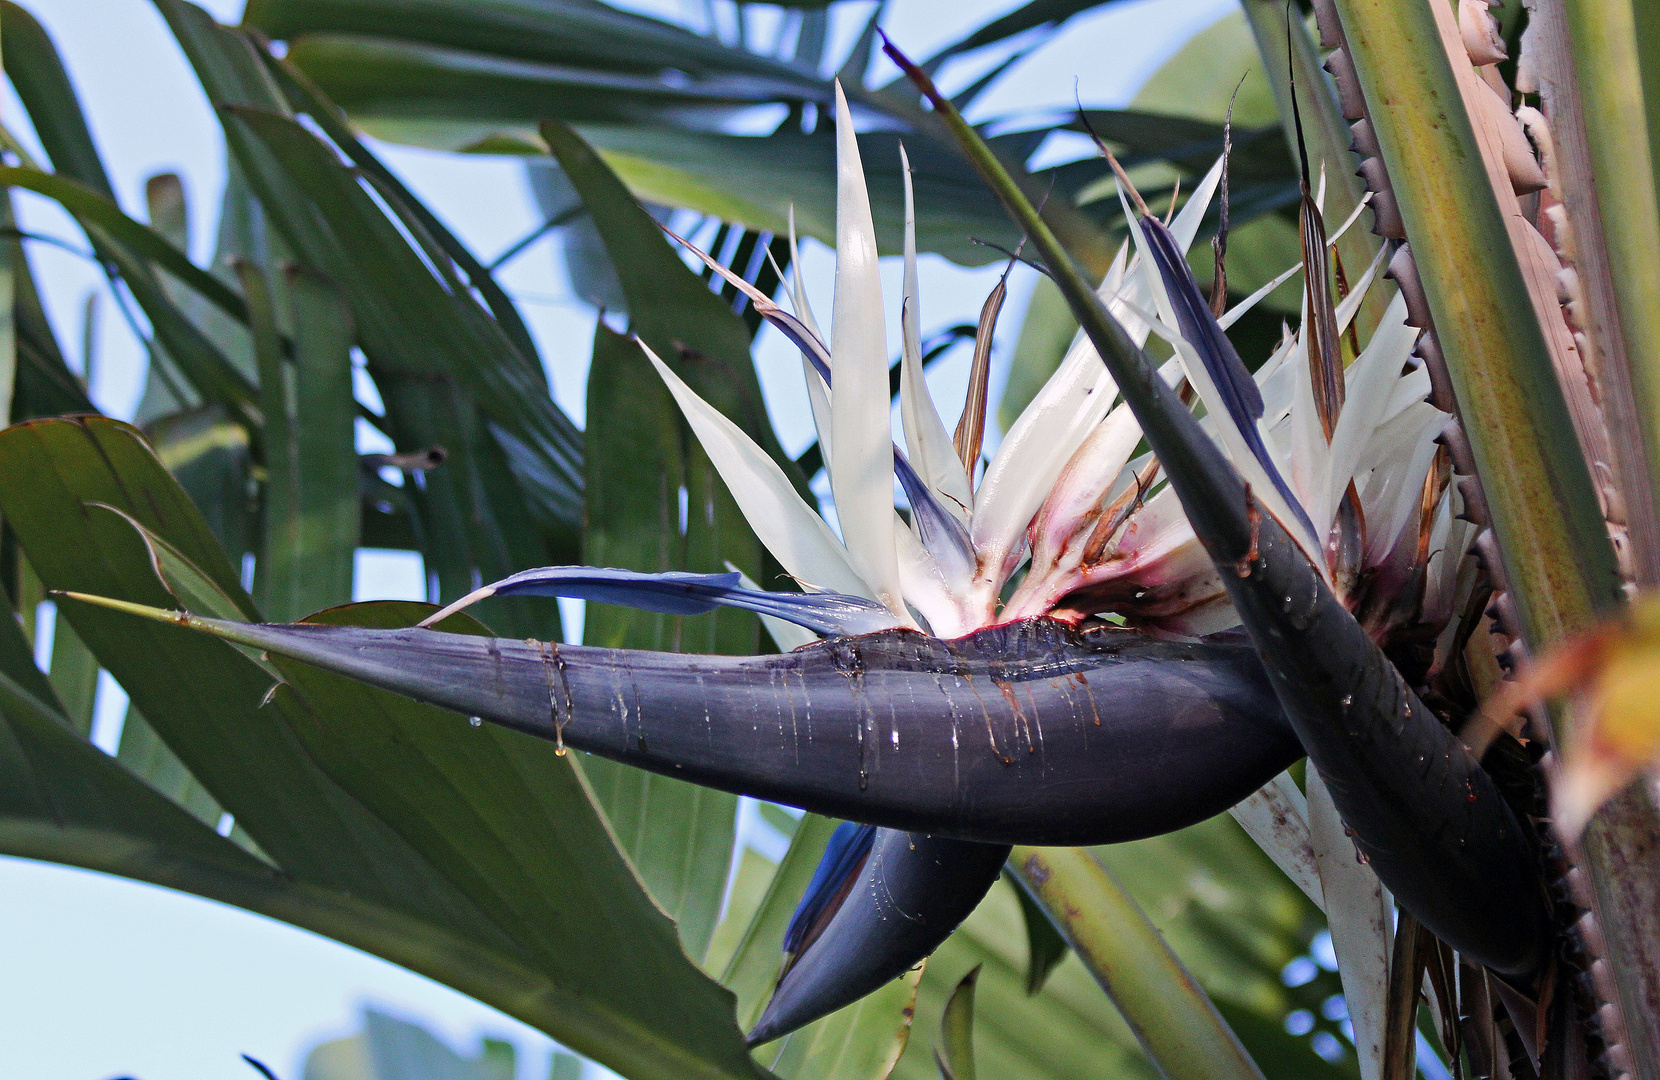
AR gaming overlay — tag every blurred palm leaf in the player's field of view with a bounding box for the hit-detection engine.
[244,0,1300,273]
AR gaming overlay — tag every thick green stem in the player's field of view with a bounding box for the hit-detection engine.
[1553,12,1660,1071]
[1007,848,1264,1080]
[1564,0,1660,556]
[1331,0,1620,643]
[1335,0,1660,1069]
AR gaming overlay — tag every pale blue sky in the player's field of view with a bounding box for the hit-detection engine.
[1,0,1229,1076]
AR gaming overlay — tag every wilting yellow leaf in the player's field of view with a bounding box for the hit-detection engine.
[1478,596,1660,840]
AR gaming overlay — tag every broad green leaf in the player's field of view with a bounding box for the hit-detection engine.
[267,600,763,1080]
[581,322,690,650]
[0,416,766,1080]
[302,1008,518,1080]
[0,166,247,326]
[136,164,264,425]
[242,262,358,621]
[578,323,736,961]
[549,118,797,959]
[153,0,580,550]
[283,33,782,129]
[571,124,1018,271]
[0,177,12,429]
[266,51,543,369]
[81,503,256,624]
[146,405,255,560]
[0,650,262,873]
[44,614,97,736]
[705,845,782,979]
[933,967,978,1080]
[75,511,249,844]
[113,705,226,833]
[0,11,262,425]
[0,1,115,198]
[539,118,785,472]
[0,167,262,431]
[758,803,802,839]
[0,417,498,916]
[1,190,94,421]
[0,563,60,713]
[890,878,1151,1080]
[218,105,583,538]
[1005,871,1068,995]
[1008,847,1265,1080]
[720,813,838,1031]
[246,0,824,97]
[374,370,559,639]
[96,231,260,427]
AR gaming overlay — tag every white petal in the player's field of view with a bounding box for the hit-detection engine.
[1028,400,1144,571]
[788,205,824,341]
[1334,242,1390,336]
[1326,293,1417,528]
[1359,402,1447,565]
[898,143,972,522]
[829,81,904,614]
[804,357,834,463]
[1308,771,1392,1080]
[893,516,978,638]
[1218,261,1304,330]
[644,343,884,606]
[970,161,1227,601]
[1169,153,1227,251]
[1381,365,1432,425]
[1228,773,1322,909]
[970,290,1142,597]
[1283,285,1331,546]
[1328,190,1375,247]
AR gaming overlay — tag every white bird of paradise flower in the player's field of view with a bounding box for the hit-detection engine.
[428,81,1465,658]
[627,81,1467,649]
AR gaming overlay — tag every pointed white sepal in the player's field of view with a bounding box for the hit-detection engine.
[643,342,886,608]
[828,80,905,616]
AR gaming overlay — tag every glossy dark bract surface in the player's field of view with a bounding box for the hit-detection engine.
[199,615,1302,846]
[748,828,1009,1046]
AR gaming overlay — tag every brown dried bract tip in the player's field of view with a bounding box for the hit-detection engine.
[1076,108,1152,220]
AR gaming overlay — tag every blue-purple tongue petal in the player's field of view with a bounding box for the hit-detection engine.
[892,447,975,571]
[1138,215,1318,542]
[781,821,877,968]
[417,566,899,638]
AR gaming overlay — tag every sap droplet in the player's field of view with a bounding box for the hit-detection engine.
[891,729,899,747]
[1340,695,1353,708]
[468,716,482,727]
